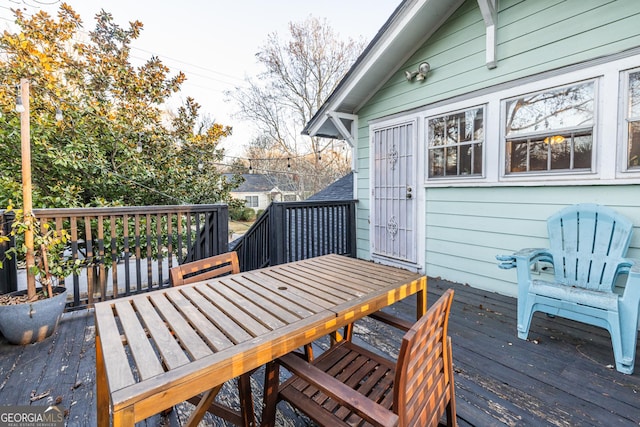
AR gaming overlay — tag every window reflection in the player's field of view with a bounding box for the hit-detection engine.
[428,107,484,178]
[627,72,640,169]
[505,81,594,173]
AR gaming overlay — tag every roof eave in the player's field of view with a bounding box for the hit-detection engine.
[303,0,465,139]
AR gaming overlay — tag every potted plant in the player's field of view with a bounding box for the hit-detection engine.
[0,203,82,344]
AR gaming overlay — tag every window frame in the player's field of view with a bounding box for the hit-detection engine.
[620,67,640,173]
[244,195,259,208]
[425,105,486,180]
[502,79,598,176]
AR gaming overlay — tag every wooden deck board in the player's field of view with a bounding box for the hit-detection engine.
[1,278,639,426]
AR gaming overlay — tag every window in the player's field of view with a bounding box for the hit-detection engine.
[625,70,640,170]
[245,196,258,207]
[505,81,595,174]
[427,106,484,178]
[283,194,297,201]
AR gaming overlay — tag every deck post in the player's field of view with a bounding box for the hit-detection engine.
[269,202,286,265]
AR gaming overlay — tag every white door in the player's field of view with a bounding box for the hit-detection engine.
[372,121,416,264]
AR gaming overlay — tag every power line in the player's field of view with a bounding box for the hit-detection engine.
[131,47,245,84]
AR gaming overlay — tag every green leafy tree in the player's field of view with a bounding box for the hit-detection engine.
[0,4,236,208]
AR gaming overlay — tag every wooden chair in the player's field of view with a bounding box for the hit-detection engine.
[261,288,457,427]
[169,251,254,426]
[169,250,240,286]
[497,203,640,375]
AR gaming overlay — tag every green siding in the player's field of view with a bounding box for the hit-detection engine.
[353,0,640,294]
[424,186,640,297]
[360,0,640,121]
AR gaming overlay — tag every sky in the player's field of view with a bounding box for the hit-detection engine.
[0,0,399,157]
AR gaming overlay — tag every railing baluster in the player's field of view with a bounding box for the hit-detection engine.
[156,213,163,287]
[84,216,94,306]
[167,212,174,271]
[70,216,80,306]
[135,214,142,293]
[97,215,106,301]
[123,214,131,296]
[110,216,118,299]
[185,214,192,263]
[145,213,152,290]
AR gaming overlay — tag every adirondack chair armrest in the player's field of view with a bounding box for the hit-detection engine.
[497,248,552,270]
[621,258,640,303]
[277,352,400,427]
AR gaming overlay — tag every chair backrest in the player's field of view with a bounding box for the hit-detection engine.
[169,251,240,286]
[395,288,455,427]
[547,204,633,291]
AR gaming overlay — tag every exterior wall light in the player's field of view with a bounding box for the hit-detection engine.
[405,62,430,82]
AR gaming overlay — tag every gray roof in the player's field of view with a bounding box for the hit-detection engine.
[224,173,296,193]
[307,172,353,201]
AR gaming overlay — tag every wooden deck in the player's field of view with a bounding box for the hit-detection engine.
[1,278,638,426]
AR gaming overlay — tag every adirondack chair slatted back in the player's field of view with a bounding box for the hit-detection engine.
[548,204,633,291]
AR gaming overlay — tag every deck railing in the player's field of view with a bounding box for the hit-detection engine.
[233,200,357,271]
[0,204,228,309]
[1,200,357,309]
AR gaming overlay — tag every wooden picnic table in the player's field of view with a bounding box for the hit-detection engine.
[94,254,426,426]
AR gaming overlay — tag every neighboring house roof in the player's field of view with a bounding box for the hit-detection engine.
[223,173,296,193]
[307,172,353,201]
[303,0,484,140]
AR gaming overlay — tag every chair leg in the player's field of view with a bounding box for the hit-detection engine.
[517,298,535,340]
[261,361,280,427]
[610,308,637,375]
[446,339,457,427]
[303,343,314,361]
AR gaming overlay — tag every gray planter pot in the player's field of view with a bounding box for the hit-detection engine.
[0,287,67,345]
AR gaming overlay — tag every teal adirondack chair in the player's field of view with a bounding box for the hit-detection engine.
[497,204,640,374]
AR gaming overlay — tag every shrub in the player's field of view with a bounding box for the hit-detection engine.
[241,208,256,221]
[229,206,245,221]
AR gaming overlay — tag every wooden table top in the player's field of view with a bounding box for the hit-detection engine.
[94,254,426,424]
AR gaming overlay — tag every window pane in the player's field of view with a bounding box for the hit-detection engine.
[429,148,444,177]
[630,72,640,118]
[460,144,472,175]
[430,120,445,146]
[574,134,592,169]
[505,82,594,137]
[508,140,529,172]
[529,140,548,171]
[549,139,571,170]
[628,121,640,168]
[473,142,483,174]
[427,106,484,178]
[445,115,459,145]
[472,108,484,141]
[445,146,457,175]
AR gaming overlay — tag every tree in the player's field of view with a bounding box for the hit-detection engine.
[228,16,362,195]
[0,4,235,208]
